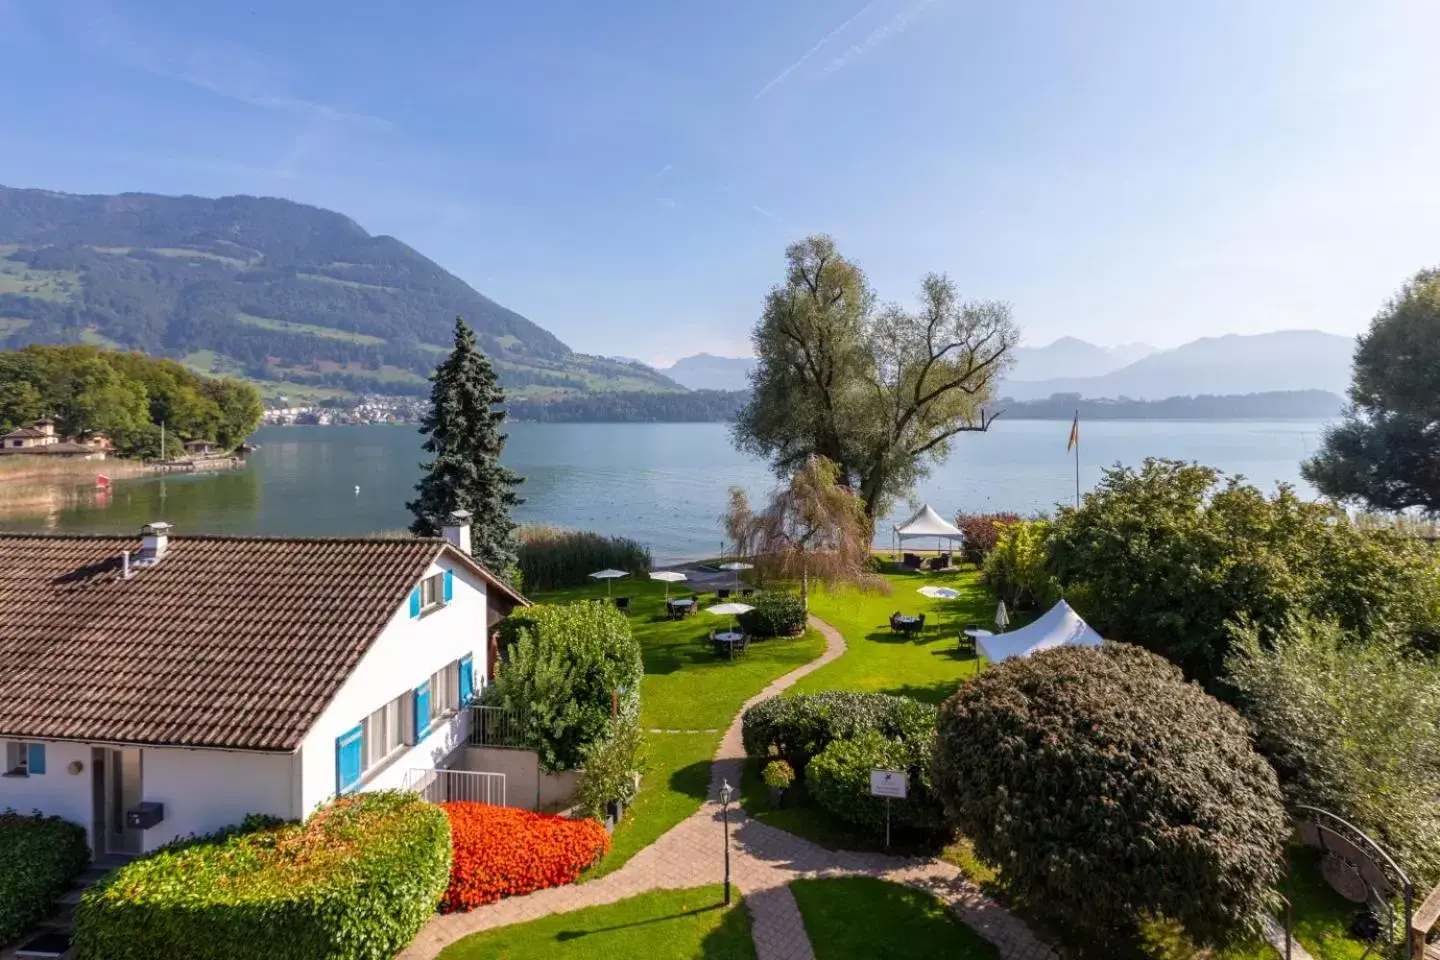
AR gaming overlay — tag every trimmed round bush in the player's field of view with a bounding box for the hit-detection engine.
[933,643,1287,951]
[0,811,89,944]
[737,593,807,638]
[806,730,945,833]
[742,691,937,771]
[73,791,450,960]
[762,760,795,790]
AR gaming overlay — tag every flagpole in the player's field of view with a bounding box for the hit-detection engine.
[1073,410,1080,508]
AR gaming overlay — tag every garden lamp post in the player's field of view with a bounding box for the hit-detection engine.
[720,778,733,905]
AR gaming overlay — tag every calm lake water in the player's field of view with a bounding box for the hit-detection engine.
[2,420,1330,563]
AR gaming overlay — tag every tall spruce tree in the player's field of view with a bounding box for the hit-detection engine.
[408,317,524,576]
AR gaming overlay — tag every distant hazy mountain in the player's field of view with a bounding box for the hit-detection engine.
[1009,337,1134,382]
[659,353,756,391]
[1107,342,1159,367]
[1000,331,1355,401]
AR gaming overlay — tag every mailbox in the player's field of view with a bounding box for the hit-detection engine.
[125,802,164,830]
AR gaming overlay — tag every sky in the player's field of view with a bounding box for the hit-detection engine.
[1,1,1438,367]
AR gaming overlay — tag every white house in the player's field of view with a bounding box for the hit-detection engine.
[0,514,526,858]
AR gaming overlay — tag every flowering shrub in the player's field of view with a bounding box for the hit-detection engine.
[762,760,795,790]
[440,803,610,912]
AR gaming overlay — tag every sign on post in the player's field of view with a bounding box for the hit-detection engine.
[869,769,907,799]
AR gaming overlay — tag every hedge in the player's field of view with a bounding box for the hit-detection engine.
[0,811,89,944]
[440,803,609,912]
[806,730,946,834]
[741,691,938,771]
[73,792,450,960]
[737,593,807,638]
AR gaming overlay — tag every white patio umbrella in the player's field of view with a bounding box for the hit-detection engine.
[706,601,754,632]
[718,561,753,590]
[649,570,687,598]
[994,600,1011,632]
[918,585,961,631]
[588,568,630,596]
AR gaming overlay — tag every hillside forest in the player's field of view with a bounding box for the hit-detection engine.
[0,345,264,457]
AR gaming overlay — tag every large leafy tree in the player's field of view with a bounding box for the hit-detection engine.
[1303,267,1440,514]
[407,317,524,575]
[733,236,1017,519]
[1047,458,1440,683]
[933,643,1287,952]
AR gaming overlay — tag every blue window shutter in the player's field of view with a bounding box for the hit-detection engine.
[409,586,421,618]
[27,743,46,775]
[335,726,363,795]
[459,656,474,705]
[414,681,432,739]
[443,570,454,604]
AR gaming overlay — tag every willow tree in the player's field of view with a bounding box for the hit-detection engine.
[733,235,1018,519]
[722,456,876,597]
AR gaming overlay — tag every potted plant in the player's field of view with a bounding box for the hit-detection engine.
[763,759,795,808]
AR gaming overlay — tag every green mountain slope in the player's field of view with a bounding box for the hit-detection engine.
[0,186,681,399]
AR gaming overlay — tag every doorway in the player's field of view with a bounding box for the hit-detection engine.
[90,747,143,856]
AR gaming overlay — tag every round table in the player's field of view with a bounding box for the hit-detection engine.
[963,628,994,640]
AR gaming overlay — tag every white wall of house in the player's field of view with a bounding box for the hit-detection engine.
[138,747,297,851]
[296,554,489,815]
[0,739,92,841]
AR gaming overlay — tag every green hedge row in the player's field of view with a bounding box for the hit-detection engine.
[741,691,938,771]
[737,593,807,638]
[806,730,946,833]
[0,811,89,943]
[73,791,450,960]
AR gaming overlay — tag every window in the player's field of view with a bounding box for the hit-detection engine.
[362,694,408,771]
[420,572,445,610]
[4,741,43,777]
[429,661,461,725]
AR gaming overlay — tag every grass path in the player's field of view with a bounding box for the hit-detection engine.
[791,877,1000,960]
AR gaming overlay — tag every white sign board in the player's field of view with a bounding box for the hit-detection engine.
[869,769,907,799]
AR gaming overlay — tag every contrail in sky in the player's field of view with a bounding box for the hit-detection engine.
[752,0,880,100]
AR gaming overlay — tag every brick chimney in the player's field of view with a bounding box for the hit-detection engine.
[140,522,172,562]
[442,510,472,555]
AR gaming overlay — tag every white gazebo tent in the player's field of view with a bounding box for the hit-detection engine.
[976,599,1103,664]
[892,504,965,558]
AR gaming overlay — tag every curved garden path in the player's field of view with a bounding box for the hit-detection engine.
[397,617,1060,960]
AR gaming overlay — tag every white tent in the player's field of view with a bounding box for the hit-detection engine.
[976,599,1103,664]
[893,504,964,554]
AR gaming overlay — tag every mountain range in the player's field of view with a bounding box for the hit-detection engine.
[658,353,757,391]
[0,186,680,400]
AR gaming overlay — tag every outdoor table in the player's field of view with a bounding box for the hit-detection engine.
[670,598,695,608]
[895,616,923,634]
[668,597,695,620]
[962,628,994,640]
[714,630,745,659]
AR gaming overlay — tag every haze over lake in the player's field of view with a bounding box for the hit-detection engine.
[6,421,1329,564]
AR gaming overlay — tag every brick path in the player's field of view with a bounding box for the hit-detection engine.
[397,616,1060,960]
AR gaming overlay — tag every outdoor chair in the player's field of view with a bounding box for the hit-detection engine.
[717,588,732,600]
[958,631,976,658]
[614,597,631,614]
[889,612,904,633]
[740,588,756,598]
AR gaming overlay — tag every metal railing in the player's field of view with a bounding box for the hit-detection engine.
[403,768,507,806]
[468,705,531,749]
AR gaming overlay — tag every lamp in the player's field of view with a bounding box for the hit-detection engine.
[719,778,733,905]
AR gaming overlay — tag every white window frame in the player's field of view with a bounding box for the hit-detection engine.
[4,741,29,777]
[420,572,446,611]
[429,661,461,724]
[361,694,409,773]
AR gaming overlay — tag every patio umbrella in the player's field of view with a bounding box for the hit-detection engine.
[649,570,687,598]
[588,568,630,596]
[994,600,1011,632]
[918,585,961,632]
[706,601,754,632]
[718,561,753,590]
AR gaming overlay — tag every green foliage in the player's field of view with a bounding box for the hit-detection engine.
[1047,458,1440,682]
[516,526,651,592]
[1303,267,1440,514]
[574,718,648,820]
[0,811,89,944]
[806,730,946,834]
[73,791,450,960]
[1228,615,1440,884]
[504,390,746,423]
[489,601,645,771]
[733,235,1017,517]
[980,518,1056,610]
[741,691,938,772]
[933,643,1287,951]
[408,318,525,575]
[737,593,808,638]
[0,345,262,454]
[761,760,795,790]
[953,512,1021,566]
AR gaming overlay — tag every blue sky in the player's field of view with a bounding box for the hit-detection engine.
[1,1,1438,366]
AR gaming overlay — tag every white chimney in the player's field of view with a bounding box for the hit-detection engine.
[140,521,172,562]
[442,510,472,555]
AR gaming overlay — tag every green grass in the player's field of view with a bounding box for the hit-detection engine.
[78,327,122,348]
[0,258,78,301]
[298,271,399,292]
[0,317,31,336]
[530,579,825,876]
[796,565,1027,705]
[790,877,999,960]
[435,885,755,960]
[236,311,387,345]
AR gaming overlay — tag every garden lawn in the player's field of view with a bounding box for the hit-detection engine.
[790,876,999,960]
[794,565,1021,704]
[531,579,826,877]
[435,885,755,960]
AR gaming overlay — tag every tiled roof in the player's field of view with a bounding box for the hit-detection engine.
[2,427,47,439]
[0,534,459,751]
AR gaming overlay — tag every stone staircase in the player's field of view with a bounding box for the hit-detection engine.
[11,855,132,960]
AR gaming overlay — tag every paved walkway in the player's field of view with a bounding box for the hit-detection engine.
[398,616,1060,960]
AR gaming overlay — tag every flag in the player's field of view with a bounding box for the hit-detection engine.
[1067,413,1079,453]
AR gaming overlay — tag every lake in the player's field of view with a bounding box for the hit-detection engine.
[1,420,1331,563]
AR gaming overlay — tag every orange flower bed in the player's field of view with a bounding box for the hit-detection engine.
[439,802,610,912]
